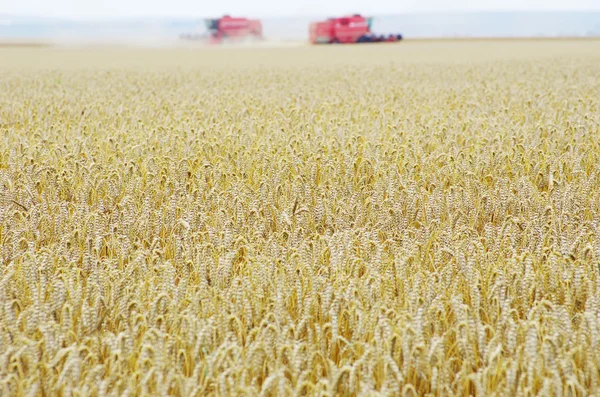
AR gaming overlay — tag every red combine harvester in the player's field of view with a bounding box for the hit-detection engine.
[180,15,263,44]
[309,14,402,44]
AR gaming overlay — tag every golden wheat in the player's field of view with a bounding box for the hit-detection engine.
[1,40,600,396]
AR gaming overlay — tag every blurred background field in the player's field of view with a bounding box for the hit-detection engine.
[2,38,600,68]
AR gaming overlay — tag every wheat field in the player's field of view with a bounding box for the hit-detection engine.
[1,40,600,396]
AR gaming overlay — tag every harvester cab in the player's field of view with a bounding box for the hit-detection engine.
[204,19,219,34]
[204,18,222,43]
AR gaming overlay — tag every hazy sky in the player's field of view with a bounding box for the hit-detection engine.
[3,0,600,19]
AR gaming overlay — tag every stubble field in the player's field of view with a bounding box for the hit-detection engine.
[1,40,600,396]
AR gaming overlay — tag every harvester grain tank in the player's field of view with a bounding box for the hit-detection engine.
[180,15,263,44]
[309,14,402,44]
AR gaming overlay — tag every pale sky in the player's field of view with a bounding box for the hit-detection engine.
[2,0,600,19]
